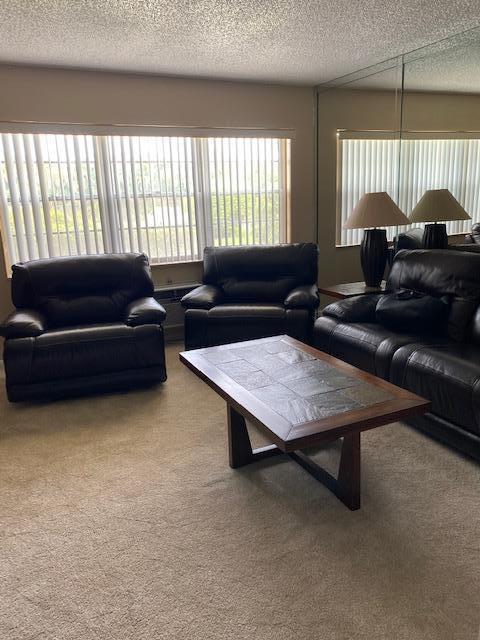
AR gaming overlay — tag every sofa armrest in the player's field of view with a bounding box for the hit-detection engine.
[322,294,383,323]
[0,309,47,338]
[181,285,224,310]
[124,297,166,326]
[284,284,319,310]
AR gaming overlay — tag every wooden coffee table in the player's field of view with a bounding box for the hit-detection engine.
[180,335,429,510]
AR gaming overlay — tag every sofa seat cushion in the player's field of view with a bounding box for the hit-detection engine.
[5,323,165,384]
[313,316,451,379]
[390,343,480,435]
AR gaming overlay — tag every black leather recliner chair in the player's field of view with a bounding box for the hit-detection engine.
[0,253,167,402]
[314,249,480,461]
[181,243,319,349]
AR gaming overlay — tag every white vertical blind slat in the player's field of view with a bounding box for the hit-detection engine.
[235,139,242,245]
[32,136,55,257]
[23,135,47,259]
[250,139,257,244]
[211,138,222,246]
[3,134,28,261]
[0,140,18,264]
[182,138,196,260]
[73,136,93,254]
[155,138,173,260]
[12,134,37,259]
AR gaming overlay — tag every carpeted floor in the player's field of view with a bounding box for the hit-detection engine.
[0,343,479,640]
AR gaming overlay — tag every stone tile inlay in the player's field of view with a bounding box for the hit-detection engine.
[200,337,394,425]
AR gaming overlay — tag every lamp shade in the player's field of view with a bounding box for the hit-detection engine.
[344,192,409,229]
[409,189,470,223]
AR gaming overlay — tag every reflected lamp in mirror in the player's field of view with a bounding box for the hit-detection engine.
[344,192,409,290]
[409,189,471,249]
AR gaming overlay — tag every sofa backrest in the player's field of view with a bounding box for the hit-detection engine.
[393,227,423,252]
[12,253,153,327]
[387,249,480,341]
[203,243,318,302]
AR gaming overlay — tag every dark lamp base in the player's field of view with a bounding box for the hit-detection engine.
[360,229,388,289]
[422,223,448,249]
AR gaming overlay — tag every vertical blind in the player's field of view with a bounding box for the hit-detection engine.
[337,135,480,246]
[0,133,289,265]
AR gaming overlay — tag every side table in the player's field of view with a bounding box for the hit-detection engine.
[318,281,386,300]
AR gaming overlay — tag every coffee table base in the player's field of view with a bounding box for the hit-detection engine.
[228,404,361,511]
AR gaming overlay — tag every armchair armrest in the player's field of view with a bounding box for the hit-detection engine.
[181,285,224,310]
[124,297,166,326]
[322,294,383,323]
[0,309,47,338]
[284,284,319,310]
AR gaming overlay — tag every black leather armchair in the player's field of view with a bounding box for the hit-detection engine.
[181,243,319,349]
[0,253,167,402]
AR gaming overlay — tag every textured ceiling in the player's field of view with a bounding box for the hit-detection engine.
[0,0,479,84]
[328,28,480,93]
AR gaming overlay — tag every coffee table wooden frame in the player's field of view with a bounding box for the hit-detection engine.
[180,336,429,510]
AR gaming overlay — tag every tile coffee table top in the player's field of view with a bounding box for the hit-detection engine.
[188,335,394,427]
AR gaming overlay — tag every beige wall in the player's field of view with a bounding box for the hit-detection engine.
[0,64,316,321]
[3,64,479,323]
[316,87,480,289]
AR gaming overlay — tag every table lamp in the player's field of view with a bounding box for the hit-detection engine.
[344,192,409,290]
[409,189,470,249]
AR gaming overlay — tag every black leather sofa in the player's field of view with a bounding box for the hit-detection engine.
[181,243,319,349]
[394,226,480,254]
[0,253,167,402]
[463,222,480,247]
[314,249,480,461]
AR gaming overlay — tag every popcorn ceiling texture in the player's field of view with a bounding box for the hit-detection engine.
[0,0,479,83]
[0,344,479,639]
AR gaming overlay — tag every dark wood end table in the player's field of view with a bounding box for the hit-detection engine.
[319,281,386,300]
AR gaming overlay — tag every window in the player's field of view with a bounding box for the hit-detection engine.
[337,132,480,246]
[0,132,290,265]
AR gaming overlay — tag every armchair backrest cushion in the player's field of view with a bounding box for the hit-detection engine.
[11,253,153,328]
[387,249,480,341]
[202,243,318,303]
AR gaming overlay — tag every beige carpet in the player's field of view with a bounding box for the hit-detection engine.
[0,343,479,640]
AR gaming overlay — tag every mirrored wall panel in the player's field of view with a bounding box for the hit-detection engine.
[317,26,480,254]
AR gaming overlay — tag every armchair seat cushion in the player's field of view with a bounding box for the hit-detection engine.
[190,304,288,348]
[208,303,285,320]
[5,323,165,385]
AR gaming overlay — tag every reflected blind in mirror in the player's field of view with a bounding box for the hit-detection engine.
[337,133,480,246]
